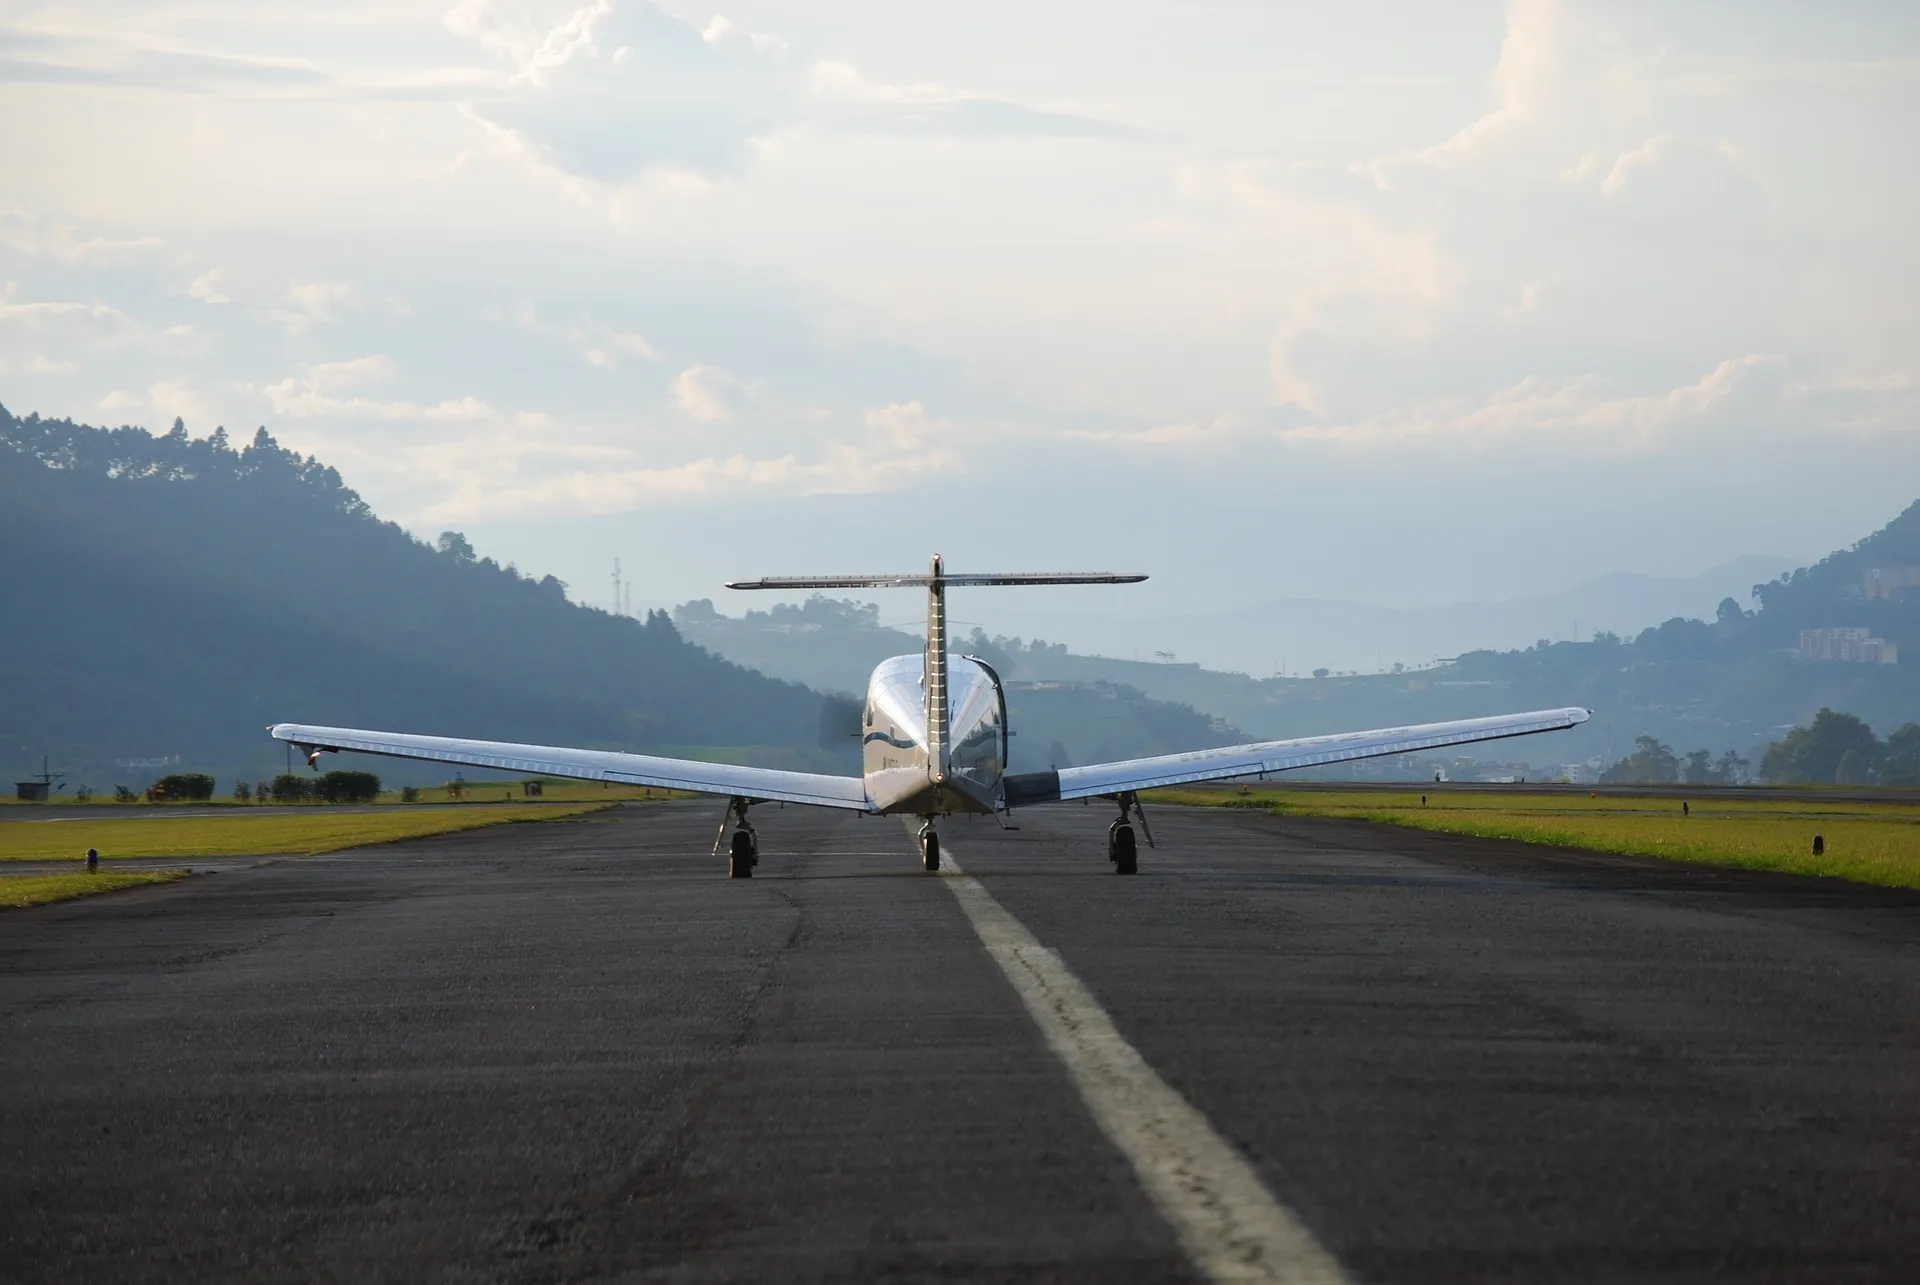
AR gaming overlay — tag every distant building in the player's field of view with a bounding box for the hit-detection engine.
[1799,626,1899,665]
[1864,567,1920,602]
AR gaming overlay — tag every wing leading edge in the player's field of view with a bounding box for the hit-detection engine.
[268,724,872,811]
[1004,707,1591,805]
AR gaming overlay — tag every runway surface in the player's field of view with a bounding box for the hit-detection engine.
[2,801,1916,1282]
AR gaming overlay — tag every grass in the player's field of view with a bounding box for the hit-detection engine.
[2,780,694,807]
[3,781,692,807]
[0,869,191,909]
[0,804,611,862]
[1150,786,1920,888]
[390,781,694,805]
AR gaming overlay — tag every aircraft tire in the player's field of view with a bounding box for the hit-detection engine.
[729,830,755,879]
[1112,825,1138,875]
[922,831,941,872]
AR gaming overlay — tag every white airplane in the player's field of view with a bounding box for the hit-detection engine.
[273,556,1589,877]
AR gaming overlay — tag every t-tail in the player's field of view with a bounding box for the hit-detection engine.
[727,558,1148,791]
[924,554,950,783]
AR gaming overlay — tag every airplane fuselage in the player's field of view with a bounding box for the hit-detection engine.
[861,653,1007,816]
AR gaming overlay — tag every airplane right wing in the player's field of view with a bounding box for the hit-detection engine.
[1003,707,1591,805]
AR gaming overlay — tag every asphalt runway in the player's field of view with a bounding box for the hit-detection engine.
[2,801,1916,1282]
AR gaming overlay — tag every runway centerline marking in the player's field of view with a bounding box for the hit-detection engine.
[937,845,1348,1284]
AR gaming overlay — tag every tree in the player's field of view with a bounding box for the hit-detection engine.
[1682,749,1716,785]
[1761,709,1879,784]
[1883,724,1920,787]
[317,770,380,803]
[436,530,475,561]
[270,774,310,804]
[1312,668,1330,679]
[1834,748,1872,786]
[1601,736,1681,784]
[148,772,215,802]
[1715,596,1745,625]
[1714,750,1749,785]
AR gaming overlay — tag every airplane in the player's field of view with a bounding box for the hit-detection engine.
[272,555,1590,878]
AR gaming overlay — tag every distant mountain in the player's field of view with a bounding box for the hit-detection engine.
[0,406,838,789]
[677,501,1920,775]
[966,556,1800,677]
[1011,503,1920,769]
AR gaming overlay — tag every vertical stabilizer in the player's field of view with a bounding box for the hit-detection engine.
[924,553,949,782]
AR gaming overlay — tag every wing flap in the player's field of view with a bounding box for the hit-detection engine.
[1019,707,1590,803]
[270,724,872,811]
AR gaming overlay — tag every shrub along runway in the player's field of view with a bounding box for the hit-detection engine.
[1,801,1915,1281]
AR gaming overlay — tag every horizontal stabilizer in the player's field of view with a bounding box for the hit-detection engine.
[726,571,1147,590]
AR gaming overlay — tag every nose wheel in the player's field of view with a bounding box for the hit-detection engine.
[919,822,941,872]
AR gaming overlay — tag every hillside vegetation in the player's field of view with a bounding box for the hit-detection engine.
[680,502,1920,775]
[1,406,836,786]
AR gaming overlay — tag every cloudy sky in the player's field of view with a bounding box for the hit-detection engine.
[4,0,1917,648]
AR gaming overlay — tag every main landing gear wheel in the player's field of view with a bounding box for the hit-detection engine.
[920,826,941,872]
[729,828,757,879]
[1108,821,1138,875]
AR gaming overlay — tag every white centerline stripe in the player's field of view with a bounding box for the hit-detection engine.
[936,846,1349,1284]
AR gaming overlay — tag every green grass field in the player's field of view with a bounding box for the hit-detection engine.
[0,804,611,862]
[2,781,692,808]
[1150,787,1920,888]
[0,869,190,908]
[394,781,693,805]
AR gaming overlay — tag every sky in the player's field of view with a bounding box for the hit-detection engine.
[4,0,1918,652]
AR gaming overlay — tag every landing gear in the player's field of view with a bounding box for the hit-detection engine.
[1107,793,1150,874]
[729,827,758,879]
[714,796,759,879]
[919,822,941,872]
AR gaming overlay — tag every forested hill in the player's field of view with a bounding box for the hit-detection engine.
[0,406,835,787]
[677,501,1920,774]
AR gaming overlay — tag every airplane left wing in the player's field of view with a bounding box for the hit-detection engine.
[269,723,872,811]
[1004,707,1590,805]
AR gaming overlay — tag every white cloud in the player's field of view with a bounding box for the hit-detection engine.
[452,2,1124,189]
[275,280,363,332]
[262,355,496,421]
[412,434,960,523]
[160,322,213,354]
[147,380,211,426]
[1280,354,1782,449]
[862,400,943,450]
[672,363,738,421]
[186,270,230,304]
[1357,0,1568,189]
[1600,134,1678,197]
[584,327,656,367]
[0,211,164,263]
[0,291,143,345]
[701,15,787,61]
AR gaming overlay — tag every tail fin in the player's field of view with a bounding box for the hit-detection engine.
[925,554,950,782]
[725,559,1147,790]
